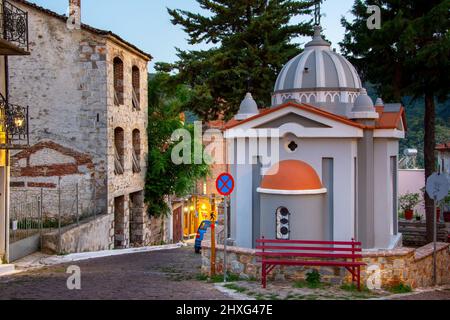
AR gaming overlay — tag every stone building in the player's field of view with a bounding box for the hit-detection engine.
[7,0,165,250]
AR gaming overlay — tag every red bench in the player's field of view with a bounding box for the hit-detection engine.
[256,238,366,290]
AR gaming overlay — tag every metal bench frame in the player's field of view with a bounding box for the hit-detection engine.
[256,237,366,290]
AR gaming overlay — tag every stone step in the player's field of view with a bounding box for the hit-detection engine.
[0,264,15,276]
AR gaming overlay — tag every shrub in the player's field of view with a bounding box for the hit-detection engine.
[306,269,322,287]
[387,283,413,294]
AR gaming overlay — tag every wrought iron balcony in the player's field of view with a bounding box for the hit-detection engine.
[0,93,29,149]
[0,0,29,54]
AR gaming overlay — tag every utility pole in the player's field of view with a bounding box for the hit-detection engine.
[210,195,216,277]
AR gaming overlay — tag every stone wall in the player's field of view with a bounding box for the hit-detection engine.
[201,241,450,288]
[9,2,109,214]
[42,214,114,254]
[7,1,164,252]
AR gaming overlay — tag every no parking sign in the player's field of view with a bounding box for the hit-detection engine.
[216,173,234,196]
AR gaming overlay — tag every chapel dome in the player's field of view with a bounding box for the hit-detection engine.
[259,160,325,194]
[272,26,362,108]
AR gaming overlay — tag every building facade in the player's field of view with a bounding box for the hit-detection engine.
[225,26,406,250]
[8,0,165,251]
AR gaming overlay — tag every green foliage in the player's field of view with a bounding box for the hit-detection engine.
[341,0,449,101]
[159,0,315,120]
[223,283,248,293]
[206,273,241,283]
[340,283,371,293]
[145,73,210,217]
[293,269,325,289]
[306,269,322,287]
[387,283,413,294]
[399,97,450,168]
[399,193,421,211]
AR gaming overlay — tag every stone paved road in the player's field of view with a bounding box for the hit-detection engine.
[391,289,450,300]
[0,247,230,300]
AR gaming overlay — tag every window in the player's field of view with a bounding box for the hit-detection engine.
[287,141,298,152]
[132,66,140,110]
[132,129,141,173]
[276,207,290,240]
[114,127,124,175]
[113,57,124,106]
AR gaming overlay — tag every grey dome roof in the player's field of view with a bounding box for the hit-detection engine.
[352,88,374,112]
[274,27,362,93]
[235,92,259,120]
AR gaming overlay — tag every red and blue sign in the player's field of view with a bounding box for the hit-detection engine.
[216,173,235,196]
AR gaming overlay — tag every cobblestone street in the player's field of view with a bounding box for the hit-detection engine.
[0,247,230,300]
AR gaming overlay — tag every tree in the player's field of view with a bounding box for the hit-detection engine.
[145,73,210,217]
[159,0,315,120]
[341,0,450,242]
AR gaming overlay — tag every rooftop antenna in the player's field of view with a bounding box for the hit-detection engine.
[314,0,323,26]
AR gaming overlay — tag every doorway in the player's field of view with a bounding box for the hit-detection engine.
[114,196,126,249]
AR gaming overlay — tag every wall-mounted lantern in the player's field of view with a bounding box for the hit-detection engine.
[0,93,29,149]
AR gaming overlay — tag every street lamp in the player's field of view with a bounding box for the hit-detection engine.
[0,93,29,149]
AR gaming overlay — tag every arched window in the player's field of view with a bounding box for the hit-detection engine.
[132,129,141,173]
[113,57,124,106]
[114,127,124,175]
[132,66,140,110]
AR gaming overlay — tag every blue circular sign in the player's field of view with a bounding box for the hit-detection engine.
[216,173,235,196]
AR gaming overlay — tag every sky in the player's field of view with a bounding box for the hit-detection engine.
[29,0,356,72]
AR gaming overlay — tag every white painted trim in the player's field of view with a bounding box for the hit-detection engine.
[257,187,327,195]
[225,106,364,138]
[235,113,258,120]
[316,48,325,88]
[373,129,405,139]
[349,111,380,120]
[293,49,314,89]
[276,53,299,91]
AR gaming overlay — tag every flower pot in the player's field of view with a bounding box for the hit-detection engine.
[444,211,450,223]
[404,209,414,220]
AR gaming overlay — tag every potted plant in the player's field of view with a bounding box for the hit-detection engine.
[414,213,422,222]
[399,193,420,221]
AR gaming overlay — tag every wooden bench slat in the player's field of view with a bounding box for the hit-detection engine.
[256,245,362,252]
[256,252,363,259]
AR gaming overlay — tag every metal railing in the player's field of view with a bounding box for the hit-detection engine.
[114,144,124,175]
[10,180,104,254]
[132,88,140,110]
[0,0,29,51]
[132,149,141,173]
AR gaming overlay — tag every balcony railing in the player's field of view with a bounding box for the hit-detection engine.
[132,88,140,110]
[132,149,141,173]
[0,93,29,149]
[0,0,29,51]
[114,144,124,175]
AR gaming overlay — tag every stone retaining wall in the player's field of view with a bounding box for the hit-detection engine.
[201,241,450,289]
[42,214,114,254]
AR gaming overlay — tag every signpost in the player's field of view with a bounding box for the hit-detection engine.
[425,173,450,285]
[216,173,235,283]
